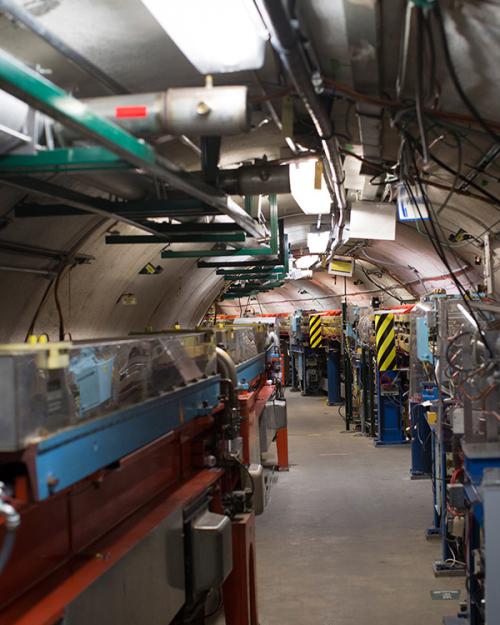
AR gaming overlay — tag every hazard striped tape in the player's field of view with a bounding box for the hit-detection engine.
[309,314,322,348]
[375,313,397,371]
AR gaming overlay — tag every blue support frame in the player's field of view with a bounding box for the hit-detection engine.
[375,371,408,446]
[410,402,433,479]
[28,375,221,500]
[327,343,342,405]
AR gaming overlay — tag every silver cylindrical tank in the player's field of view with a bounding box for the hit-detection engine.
[56,86,249,139]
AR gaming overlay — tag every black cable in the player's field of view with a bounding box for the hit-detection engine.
[361,266,405,304]
[402,152,493,355]
[415,9,429,164]
[434,1,500,145]
[54,268,66,342]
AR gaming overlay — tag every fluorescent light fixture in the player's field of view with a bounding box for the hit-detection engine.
[457,303,478,330]
[307,231,330,254]
[295,254,320,270]
[289,159,331,215]
[141,0,268,74]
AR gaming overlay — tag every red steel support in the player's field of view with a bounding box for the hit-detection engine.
[276,427,289,471]
[222,513,258,625]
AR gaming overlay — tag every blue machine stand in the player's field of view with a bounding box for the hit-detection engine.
[410,402,433,479]
[326,341,342,405]
[375,371,408,447]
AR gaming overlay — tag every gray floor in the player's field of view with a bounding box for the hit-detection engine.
[216,393,463,624]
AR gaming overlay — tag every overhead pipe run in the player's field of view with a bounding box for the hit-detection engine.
[218,163,290,195]
[256,0,347,245]
[55,86,250,140]
[0,49,266,239]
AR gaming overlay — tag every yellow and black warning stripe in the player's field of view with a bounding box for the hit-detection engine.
[309,314,322,348]
[375,313,397,371]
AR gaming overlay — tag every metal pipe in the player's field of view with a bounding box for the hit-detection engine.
[256,0,347,238]
[218,164,290,195]
[0,482,20,575]
[0,0,129,95]
[216,346,238,389]
[0,49,266,239]
[56,86,249,139]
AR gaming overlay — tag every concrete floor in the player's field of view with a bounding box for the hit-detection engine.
[217,393,464,624]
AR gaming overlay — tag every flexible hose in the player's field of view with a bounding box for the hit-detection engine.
[0,491,20,575]
[215,347,237,388]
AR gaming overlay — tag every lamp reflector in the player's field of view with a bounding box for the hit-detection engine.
[289,159,331,215]
[141,0,268,74]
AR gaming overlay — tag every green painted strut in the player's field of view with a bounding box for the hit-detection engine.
[0,49,266,238]
[0,147,128,173]
[106,233,246,244]
[161,194,279,259]
[216,267,284,275]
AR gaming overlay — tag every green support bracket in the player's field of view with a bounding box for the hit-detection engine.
[221,272,286,281]
[216,267,285,276]
[161,194,279,259]
[161,248,268,258]
[0,147,129,173]
[0,49,266,239]
[15,199,220,219]
[138,223,244,234]
[106,233,246,244]
[197,221,286,268]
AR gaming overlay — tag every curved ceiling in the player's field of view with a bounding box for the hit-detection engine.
[0,0,498,341]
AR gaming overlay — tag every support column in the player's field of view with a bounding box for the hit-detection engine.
[223,513,258,625]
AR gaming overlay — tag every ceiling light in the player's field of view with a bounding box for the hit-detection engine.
[295,254,320,270]
[307,231,330,254]
[289,159,331,215]
[141,0,268,75]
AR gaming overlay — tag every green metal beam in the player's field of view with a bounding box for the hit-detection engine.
[161,194,279,259]
[161,248,272,258]
[15,199,220,219]
[106,233,245,244]
[221,272,286,280]
[137,223,244,234]
[2,175,171,239]
[199,259,280,268]
[197,220,286,268]
[0,49,266,238]
[216,267,284,275]
[0,147,129,173]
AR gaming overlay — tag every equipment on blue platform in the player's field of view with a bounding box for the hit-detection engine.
[0,332,220,497]
[373,310,409,446]
[409,302,438,478]
[327,341,342,405]
[437,299,500,623]
[289,311,325,395]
